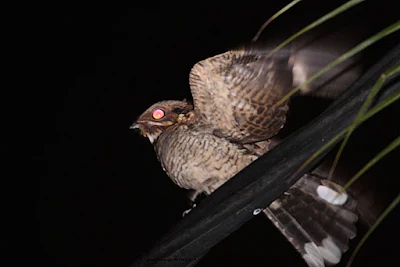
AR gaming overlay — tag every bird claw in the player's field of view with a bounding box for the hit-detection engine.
[182,203,196,217]
[187,190,202,203]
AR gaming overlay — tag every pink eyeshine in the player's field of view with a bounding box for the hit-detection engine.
[152,109,165,120]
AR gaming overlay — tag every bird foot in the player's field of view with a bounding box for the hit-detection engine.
[182,203,197,217]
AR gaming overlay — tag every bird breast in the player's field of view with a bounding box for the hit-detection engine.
[155,125,258,194]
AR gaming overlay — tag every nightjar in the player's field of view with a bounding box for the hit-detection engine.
[132,44,361,267]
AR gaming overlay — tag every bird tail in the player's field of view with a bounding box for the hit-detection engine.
[263,173,358,267]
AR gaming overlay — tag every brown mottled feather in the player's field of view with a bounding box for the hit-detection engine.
[189,47,293,144]
[155,123,257,194]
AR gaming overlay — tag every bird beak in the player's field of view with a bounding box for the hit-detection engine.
[130,122,139,129]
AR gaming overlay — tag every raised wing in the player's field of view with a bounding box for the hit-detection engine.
[189,47,294,144]
[189,28,364,144]
[264,174,358,267]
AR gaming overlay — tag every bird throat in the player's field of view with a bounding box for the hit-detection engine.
[146,131,162,144]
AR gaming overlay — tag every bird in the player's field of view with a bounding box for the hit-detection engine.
[131,42,363,267]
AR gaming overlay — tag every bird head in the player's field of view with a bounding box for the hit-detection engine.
[131,100,193,144]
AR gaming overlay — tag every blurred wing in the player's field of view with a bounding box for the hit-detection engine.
[291,28,364,99]
[264,174,358,267]
[189,47,293,144]
[291,48,362,99]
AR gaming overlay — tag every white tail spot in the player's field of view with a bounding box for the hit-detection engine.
[303,237,342,267]
[303,242,324,267]
[317,185,348,205]
[317,236,342,265]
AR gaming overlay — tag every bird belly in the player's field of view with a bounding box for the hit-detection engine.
[156,128,257,194]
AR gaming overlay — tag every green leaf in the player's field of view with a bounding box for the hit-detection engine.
[346,194,400,267]
[328,64,400,179]
[252,0,303,42]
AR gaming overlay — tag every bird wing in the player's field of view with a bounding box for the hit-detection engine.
[189,27,364,144]
[263,173,358,267]
[189,47,294,144]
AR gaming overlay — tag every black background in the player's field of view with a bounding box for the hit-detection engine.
[39,1,399,266]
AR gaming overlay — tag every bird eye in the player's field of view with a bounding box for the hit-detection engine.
[152,109,165,120]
